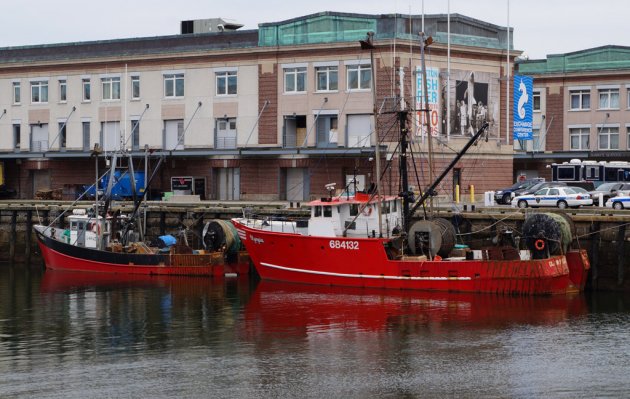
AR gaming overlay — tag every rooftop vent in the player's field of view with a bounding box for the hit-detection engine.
[180,18,243,34]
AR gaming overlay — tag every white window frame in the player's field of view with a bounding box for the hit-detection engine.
[101,76,121,101]
[598,88,619,110]
[597,124,619,150]
[533,89,541,112]
[568,125,590,151]
[131,76,140,100]
[12,81,20,105]
[316,66,338,92]
[82,78,91,102]
[284,67,307,93]
[216,71,237,96]
[569,89,590,111]
[30,80,49,104]
[346,64,371,91]
[59,79,67,103]
[164,73,184,98]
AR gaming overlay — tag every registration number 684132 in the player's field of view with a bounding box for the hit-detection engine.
[329,240,359,250]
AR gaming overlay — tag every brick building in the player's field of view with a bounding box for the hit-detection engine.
[0,12,518,201]
[516,46,630,180]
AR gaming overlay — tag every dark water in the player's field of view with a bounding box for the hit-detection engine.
[1,265,630,399]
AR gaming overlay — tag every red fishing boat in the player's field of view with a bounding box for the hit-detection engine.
[34,152,245,276]
[232,115,590,295]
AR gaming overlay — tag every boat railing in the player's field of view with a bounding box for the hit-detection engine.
[240,215,306,234]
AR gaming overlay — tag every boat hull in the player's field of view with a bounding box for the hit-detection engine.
[36,230,223,276]
[233,219,590,295]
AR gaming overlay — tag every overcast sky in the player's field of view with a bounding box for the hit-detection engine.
[1,0,627,59]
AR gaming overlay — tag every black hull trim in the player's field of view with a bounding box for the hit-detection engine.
[36,231,168,266]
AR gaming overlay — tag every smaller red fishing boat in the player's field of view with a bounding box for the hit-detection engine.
[35,152,243,276]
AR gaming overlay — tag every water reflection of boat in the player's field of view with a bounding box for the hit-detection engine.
[243,281,588,337]
[39,269,252,296]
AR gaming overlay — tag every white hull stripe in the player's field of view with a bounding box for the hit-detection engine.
[260,262,472,281]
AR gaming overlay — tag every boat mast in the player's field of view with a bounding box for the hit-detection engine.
[361,32,383,237]
[420,32,434,214]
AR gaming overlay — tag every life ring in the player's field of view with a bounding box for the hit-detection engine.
[91,223,101,236]
[362,205,372,216]
[534,239,545,251]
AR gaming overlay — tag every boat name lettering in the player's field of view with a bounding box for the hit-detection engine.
[250,235,265,244]
[329,240,360,250]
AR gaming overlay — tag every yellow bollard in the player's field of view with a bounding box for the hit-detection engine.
[455,184,460,203]
[469,185,475,203]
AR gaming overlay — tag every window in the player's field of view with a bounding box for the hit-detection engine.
[533,90,541,111]
[164,74,184,98]
[82,121,90,151]
[570,89,590,110]
[347,64,371,90]
[628,126,630,150]
[31,80,48,103]
[13,124,20,150]
[569,127,589,150]
[347,114,371,147]
[598,126,619,150]
[13,82,20,104]
[131,120,140,151]
[349,203,359,216]
[131,76,140,99]
[58,122,67,150]
[82,78,91,101]
[316,66,338,91]
[314,206,322,217]
[323,206,332,217]
[557,167,576,180]
[284,67,306,93]
[216,71,237,95]
[101,77,121,100]
[599,88,619,109]
[59,79,67,102]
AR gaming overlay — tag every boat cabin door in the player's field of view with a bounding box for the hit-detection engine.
[70,220,86,247]
[69,218,100,248]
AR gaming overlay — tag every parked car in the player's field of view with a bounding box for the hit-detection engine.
[605,195,630,210]
[512,186,592,209]
[512,181,567,198]
[565,181,596,191]
[493,178,544,204]
[588,182,630,205]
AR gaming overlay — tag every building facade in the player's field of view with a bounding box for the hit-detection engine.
[516,46,630,180]
[0,12,517,201]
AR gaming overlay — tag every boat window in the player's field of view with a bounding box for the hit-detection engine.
[382,201,390,214]
[71,221,78,231]
[349,203,359,216]
[314,206,322,217]
[392,200,397,212]
[323,206,332,217]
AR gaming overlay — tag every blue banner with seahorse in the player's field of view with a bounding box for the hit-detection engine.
[513,75,533,140]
